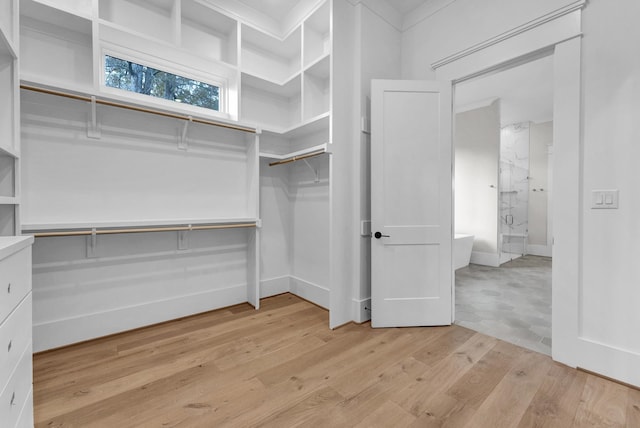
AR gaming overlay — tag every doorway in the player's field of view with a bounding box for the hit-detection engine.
[453,54,554,355]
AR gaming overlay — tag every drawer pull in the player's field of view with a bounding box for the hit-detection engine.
[10,391,15,406]
[6,283,10,294]
[7,340,11,353]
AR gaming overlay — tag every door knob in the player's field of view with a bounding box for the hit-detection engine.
[374,232,390,239]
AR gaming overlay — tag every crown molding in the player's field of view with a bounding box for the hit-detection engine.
[432,0,586,70]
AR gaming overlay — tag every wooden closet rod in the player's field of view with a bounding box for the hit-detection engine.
[30,223,257,238]
[20,84,257,134]
[269,149,326,166]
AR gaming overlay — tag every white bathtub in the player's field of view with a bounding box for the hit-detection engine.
[454,234,474,270]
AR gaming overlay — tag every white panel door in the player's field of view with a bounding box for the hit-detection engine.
[371,80,453,327]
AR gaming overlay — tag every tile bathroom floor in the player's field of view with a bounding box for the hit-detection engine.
[455,255,552,355]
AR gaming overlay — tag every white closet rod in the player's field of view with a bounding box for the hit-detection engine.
[29,223,257,238]
[20,84,257,134]
[268,149,326,166]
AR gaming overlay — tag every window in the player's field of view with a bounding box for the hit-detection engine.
[104,55,220,111]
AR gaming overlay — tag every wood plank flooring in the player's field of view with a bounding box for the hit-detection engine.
[33,294,639,427]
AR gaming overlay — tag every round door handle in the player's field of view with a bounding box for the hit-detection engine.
[374,232,390,239]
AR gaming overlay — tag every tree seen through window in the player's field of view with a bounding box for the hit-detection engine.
[104,56,219,111]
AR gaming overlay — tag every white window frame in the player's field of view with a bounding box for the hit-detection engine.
[99,44,230,119]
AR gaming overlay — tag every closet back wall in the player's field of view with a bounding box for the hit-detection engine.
[21,91,255,352]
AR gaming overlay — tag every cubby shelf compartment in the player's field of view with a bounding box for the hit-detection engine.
[99,0,177,45]
[303,55,330,121]
[181,0,238,66]
[241,24,301,84]
[20,1,93,92]
[241,73,302,133]
[303,0,330,68]
[259,112,330,160]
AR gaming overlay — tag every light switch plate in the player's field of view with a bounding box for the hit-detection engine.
[591,189,619,209]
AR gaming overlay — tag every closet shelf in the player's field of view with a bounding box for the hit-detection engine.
[0,30,17,59]
[304,54,330,78]
[0,144,19,158]
[261,112,330,138]
[241,70,301,89]
[260,143,328,161]
[0,197,18,205]
[22,218,259,235]
[20,83,257,134]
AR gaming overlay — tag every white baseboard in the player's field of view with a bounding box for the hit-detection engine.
[352,297,371,323]
[470,251,500,267]
[290,276,329,309]
[527,244,552,257]
[575,337,640,388]
[33,283,247,353]
[260,276,291,298]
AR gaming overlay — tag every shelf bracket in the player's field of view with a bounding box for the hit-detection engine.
[87,96,101,139]
[302,159,319,183]
[179,116,192,150]
[178,225,191,250]
[86,228,98,258]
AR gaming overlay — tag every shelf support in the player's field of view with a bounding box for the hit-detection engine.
[87,96,101,139]
[177,225,191,250]
[86,228,98,258]
[179,116,192,150]
[302,159,319,183]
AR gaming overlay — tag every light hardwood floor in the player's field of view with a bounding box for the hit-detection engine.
[33,294,639,427]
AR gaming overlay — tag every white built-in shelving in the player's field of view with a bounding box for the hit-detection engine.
[17,0,339,352]
[0,0,19,237]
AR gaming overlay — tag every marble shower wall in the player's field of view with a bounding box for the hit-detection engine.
[500,122,530,255]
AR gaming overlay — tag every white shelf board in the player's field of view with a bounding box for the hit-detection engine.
[20,76,95,99]
[260,143,328,160]
[21,79,257,134]
[242,71,301,96]
[258,111,330,138]
[304,54,330,79]
[0,27,17,59]
[21,217,259,233]
[0,196,18,205]
[0,144,18,158]
[241,24,300,58]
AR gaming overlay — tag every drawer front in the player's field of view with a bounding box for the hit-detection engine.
[0,293,32,388]
[0,247,32,325]
[0,344,33,428]
[15,386,33,428]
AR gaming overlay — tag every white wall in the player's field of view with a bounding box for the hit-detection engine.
[352,2,402,322]
[454,101,500,256]
[528,121,552,247]
[580,0,640,355]
[401,0,640,386]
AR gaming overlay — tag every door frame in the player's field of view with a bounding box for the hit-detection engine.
[432,5,583,369]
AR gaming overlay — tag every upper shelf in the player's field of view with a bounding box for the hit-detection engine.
[21,217,259,233]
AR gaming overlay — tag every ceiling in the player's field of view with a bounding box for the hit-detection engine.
[455,54,554,126]
[385,0,430,15]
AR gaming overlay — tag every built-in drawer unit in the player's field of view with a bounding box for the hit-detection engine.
[0,344,32,427]
[15,387,33,428]
[0,246,31,324]
[0,294,31,388]
[0,236,34,428]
